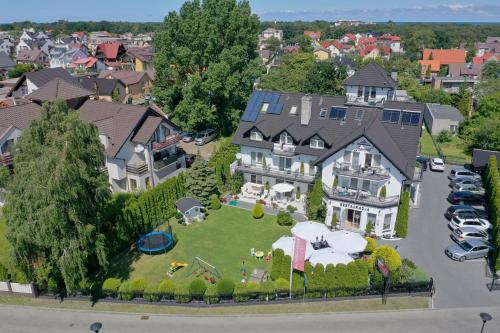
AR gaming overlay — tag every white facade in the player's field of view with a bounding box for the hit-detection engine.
[261,28,283,41]
[345,85,393,103]
[50,49,87,69]
[0,39,14,55]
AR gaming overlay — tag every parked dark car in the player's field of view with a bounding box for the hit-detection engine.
[447,191,485,206]
[445,205,488,220]
[185,154,196,167]
[181,131,197,143]
[416,156,428,171]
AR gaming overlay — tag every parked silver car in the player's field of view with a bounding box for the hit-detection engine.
[194,129,216,145]
[450,227,491,243]
[451,184,485,195]
[449,177,482,188]
[445,239,493,262]
[449,216,491,232]
[448,168,481,181]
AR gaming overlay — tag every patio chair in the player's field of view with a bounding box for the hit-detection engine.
[250,248,256,256]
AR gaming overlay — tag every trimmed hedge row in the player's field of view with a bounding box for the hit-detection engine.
[484,156,500,270]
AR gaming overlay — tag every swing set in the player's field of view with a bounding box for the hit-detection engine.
[186,257,221,284]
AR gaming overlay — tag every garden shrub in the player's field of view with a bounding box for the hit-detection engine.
[379,185,387,199]
[295,187,301,200]
[277,210,294,226]
[273,278,289,295]
[291,271,304,296]
[0,263,8,281]
[287,205,297,213]
[210,194,221,210]
[204,284,220,304]
[174,284,191,303]
[369,245,402,272]
[233,282,260,302]
[306,264,325,298]
[365,220,374,235]
[189,278,207,299]
[395,191,410,237]
[252,202,264,219]
[392,261,415,284]
[436,130,452,143]
[129,277,147,295]
[158,279,176,299]
[324,264,336,297]
[364,237,377,253]
[12,271,28,284]
[144,283,160,302]
[118,282,133,300]
[259,281,276,301]
[402,258,416,269]
[270,249,290,281]
[47,278,59,294]
[216,278,235,297]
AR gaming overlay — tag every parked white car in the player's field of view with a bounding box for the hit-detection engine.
[451,227,491,243]
[449,216,491,232]
[430,158,445,172]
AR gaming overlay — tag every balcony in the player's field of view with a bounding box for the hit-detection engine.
[152,134,181,152]
[153,150,185,171]
[322,183,399,208]
[272,143,296,156]
[235,161,318,183]
[333,162,390,181]
[0,153,13,166]
[346,95,385,107]
[126,162,149,176]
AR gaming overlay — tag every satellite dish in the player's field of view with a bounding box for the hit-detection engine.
[135,144,145,153]
[235,153,242,160]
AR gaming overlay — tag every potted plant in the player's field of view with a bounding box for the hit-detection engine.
[365,220,374,236]
[333,175,338,189]
[379,185,387,201]
[300,162,305,175]
[262,157,267,170]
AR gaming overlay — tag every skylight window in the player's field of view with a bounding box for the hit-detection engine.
[319,108,327,118]
[355,109,364,121]
[290,106,298,115]
[260,102,269,113]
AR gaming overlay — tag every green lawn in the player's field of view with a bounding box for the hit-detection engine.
[438,136,471,164]
[0,216,11,270]
[107,205,293,284]
[419,126,438,157]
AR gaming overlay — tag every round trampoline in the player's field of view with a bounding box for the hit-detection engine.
[136,231,174,254]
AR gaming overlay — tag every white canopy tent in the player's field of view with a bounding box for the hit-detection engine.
[308,248,354,267]
[272,236,315,259]
[291,221,331,243]
[272,183,295,193]
[325,231,367,254]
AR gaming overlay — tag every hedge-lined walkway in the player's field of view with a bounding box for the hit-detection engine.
[107,206,293,284]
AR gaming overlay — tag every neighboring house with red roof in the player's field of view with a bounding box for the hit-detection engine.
[283,45,300,54]
[419,49,467,79]
[304,31,321,41]
[376,35,402,53]
[358,45,380,60]
[340,33,357,44]
[472,52,498,65]
[95,42,126,63]
[68,57,106,73]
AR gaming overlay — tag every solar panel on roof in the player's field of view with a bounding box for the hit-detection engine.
[242,92,262,122]
[269,103,283,114]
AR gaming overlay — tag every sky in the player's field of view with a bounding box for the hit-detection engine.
[0,0,499,23]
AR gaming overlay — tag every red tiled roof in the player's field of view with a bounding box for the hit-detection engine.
[304,31,321,40]
[422,49,466,65]
[321,40,342,50]
[472,52,496,65]
[380,46,391,56]
[97,42,122,60]
[344,33,356,41]
[359,45,377,57]
[418,60,441,72]
[378,35,401,42]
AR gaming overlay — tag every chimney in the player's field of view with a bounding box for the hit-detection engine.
[390,69,398,82]
[301,95,312,126]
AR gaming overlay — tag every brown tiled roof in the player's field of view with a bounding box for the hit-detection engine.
[98,70,151,86]
[132,115,162,144]
[26,78,93,102]
[0,102,40,139]
[15,49,46,62]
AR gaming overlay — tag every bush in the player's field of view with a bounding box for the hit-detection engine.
[216,278,235,297]
[259,281,276,301]
[395,191,410,238]
[118,282,133,300]
[47,278,59,294]
[295,187,301,200]
[273,278,289,295]
[436,130,452,143]
[204,284,220,304]
[174,284,191,303]
[306,264,325,298]
[369,245,402,273]
[277,210,294,226]
[12,271,28,284]
[402,258,416,269]
[210,194,221,210]
[158,279,176,299]
[0,263,8,281]
[233,282,260,302]
[331,213,338,228]
[365,220,374,235]
[364,237,377,253]
[189,278,207,299]
[102,278,122,297]
[252,202,264,219]
[287,205,297,213]
[174,212,183,220]
[129,277,147,295]
[270,249,290,281]
[144,283,160,302]
[379,185,387,199]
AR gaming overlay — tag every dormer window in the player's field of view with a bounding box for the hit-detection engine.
[319,108,327,118]
[290,106,297,115]
[280,132,293,145]
[310,136,324,149]
[250,129,263,141]
[260,102,269,113]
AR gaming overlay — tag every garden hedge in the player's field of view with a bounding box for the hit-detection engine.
[364,237,377,253]
[129,277,147,294]
[395,191,410,238]
[216,278,235,297]
[273,278,289,295]
[189,278,207,299]
[144,283,160,302]
[0,263,9,281]
[118,282,133,300]
[158,279,176,299]
[484,156,500,270]
[204,284,220,304]
[259,281,276,301]
[174,284,191,303]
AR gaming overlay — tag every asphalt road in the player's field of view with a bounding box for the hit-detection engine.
[1,305,499,333]
[387,164,500,308]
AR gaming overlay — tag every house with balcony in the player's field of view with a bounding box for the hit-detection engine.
[233,83,423,237]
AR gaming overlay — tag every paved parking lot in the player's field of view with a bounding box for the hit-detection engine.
[387,164,500,308]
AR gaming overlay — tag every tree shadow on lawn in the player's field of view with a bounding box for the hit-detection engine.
[106,248,143,281]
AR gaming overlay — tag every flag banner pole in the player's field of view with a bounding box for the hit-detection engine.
[289,236,294,299]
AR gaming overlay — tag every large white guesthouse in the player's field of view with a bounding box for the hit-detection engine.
[233,62,423,237]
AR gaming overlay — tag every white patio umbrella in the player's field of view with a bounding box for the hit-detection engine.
[272,182,295,193]
[308,248,354,267]
[325,230,367,254]
[272,236,314,259]
[291,221,331,243]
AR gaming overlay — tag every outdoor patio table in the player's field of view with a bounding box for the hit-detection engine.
[255,251,264,259]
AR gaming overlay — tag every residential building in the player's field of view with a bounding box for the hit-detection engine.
[15,49,49,66]
[472,149,500,173]
[334,20,364,27]
[340,33,357,44]
[232,88,423,237]
[321,40,343,57]
[7,67,78,98]
[423,103,464,135]
[88,31,128,52]
[123,47,154,72]
[0,52,15,77]
[448,63,483,79]
[419,49,466,76]
[283,45,300,54]
[257,50,277,71]
[472,52,498,65]
[95,42,127,67]
[0,38,14,56]
[313,48,330,61]
[344,61,397,105]
[261,28,283,41]
[431,76,477,94]
[376,35,402,53]
[49,48,88,69]
[304,31,322,42]
[79,76,125,102]
[98,70,152,98]
[68,57,107,73]
[358,45,380,60]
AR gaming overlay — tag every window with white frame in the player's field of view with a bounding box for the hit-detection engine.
[250,129,263,141]
[279,132,293,145]
[290,106,298,115]
[309,136,324,149]
[251,151,263,165]
[319,108,327,118]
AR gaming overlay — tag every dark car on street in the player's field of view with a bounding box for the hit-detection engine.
[416,156,428,171]
[445,205,488,220]
[447,191,485,206]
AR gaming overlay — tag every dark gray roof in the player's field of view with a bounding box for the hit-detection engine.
[0,52,15,69]
[344,61,396,88]
[175,197,204,213]
[426,103,464,122]
[233,91,424,179]
[26,77,92,102]
[25,67,78,87]
[472,149,500,170]
[80,77,118,96]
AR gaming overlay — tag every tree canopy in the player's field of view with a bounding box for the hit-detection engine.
[4,101,110,292]
[153,0,262,134]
